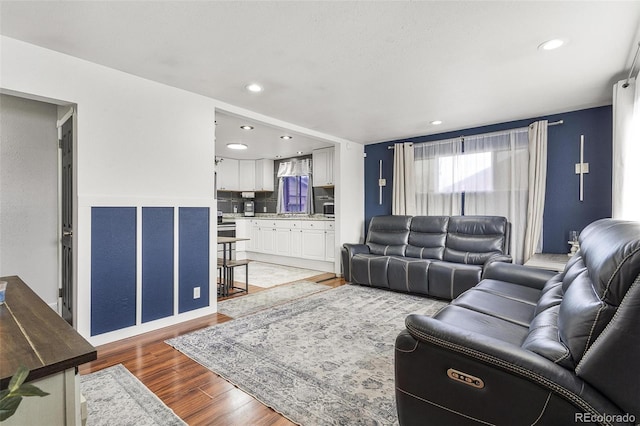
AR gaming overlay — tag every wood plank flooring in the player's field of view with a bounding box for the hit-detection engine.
[79,273,345,425]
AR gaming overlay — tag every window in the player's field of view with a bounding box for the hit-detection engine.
[437,152,493,193]
[282,176,309,213]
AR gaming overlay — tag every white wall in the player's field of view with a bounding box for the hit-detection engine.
[1,36,219,344]
[0,94,59,305]
[335,141,365,272]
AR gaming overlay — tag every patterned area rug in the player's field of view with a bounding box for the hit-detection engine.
[233,261,324,288]
[80,364,185,426]
[218,281,330,318]
[167,284,448,425]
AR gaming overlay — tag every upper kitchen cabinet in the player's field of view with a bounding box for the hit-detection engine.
[312,147,335,187]
[216,157,239,191]
[255,159,274,191]
[239,160,257,191]
[217,158,274,192]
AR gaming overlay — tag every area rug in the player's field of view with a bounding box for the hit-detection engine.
[167,284,448,425]
[80,364,185,426]
[233,261,324,288]
[217,280,330,318]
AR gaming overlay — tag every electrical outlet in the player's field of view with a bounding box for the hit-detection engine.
[193,287,201,299]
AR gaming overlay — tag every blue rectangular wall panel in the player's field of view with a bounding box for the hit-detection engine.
[178,207,210,313]
[142,207,174,323]
[91,207,137,336]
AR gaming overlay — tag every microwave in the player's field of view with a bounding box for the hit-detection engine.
[323,202,335,217]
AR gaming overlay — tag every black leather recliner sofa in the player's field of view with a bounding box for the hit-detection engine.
[342,215,511,300]
[395,218,640,425]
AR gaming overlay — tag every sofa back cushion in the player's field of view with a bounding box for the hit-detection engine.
[443,216,509,265]
[406,216,449,259]
[555,219,640,418]
[366,215,411,256]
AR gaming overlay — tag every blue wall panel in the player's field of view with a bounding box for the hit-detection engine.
[91,207,137,336]
[142,207,174,323]
[178,207,210,313]
[365,106,613,254]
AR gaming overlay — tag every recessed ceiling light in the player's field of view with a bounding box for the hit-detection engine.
[280,135,293,140]
[538,39,564,51]
[275,155,282,159]
[296,151,303,155]
[240,125,254,130]
[227,143,248,150]
[430,120,443,125]
[245,83,263,93]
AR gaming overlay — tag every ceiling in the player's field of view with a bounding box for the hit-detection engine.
[2,1,639,158]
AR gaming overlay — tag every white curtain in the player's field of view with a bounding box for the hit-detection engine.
[392,142,416,215]
[613,77,640,220]
[276,159,314,214]
[462,129,529,264]
[414,138,463,215]
[523,121,548,262]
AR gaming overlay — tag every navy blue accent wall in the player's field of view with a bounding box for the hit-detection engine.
[91,207,137,336]
[365,106,613,254]
[178,207,210,313]
[142,207,174,323]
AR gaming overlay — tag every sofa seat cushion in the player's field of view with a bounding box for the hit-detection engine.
[387,257,436,295]
[428,261,483,300]
[474,279,542,305]
[451,288,536,327]
[351,253,409,289]
[434,305,529,345]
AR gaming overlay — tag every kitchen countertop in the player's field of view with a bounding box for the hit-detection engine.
[226,214,334,221]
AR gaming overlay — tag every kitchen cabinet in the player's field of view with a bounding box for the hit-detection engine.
[301,221,326,260]
[236,218,334,264]
[312,147,334,187]
[255,159,274,191]
[216,158,274,192]
[325,222,335,261]
[216,158,239,191]
[239,160,256,191]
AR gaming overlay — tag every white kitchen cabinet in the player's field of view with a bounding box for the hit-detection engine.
[301,221,326,260]
[239,160,256,191]
[235,219,250,252]
[312,147,335,187]
[255,159,274,191]
[216,158,239,191]
[325,222,335,261]
[250,220,261,251]
[275,228,291,256]
[290,224,302,257]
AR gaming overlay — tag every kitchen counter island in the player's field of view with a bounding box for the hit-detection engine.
[0,275,96,425]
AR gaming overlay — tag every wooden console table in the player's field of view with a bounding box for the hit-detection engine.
[0,275,96,425]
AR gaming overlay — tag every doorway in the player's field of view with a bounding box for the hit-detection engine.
[59,113,74,325]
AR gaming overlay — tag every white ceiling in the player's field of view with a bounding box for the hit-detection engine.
[2,1,639,158]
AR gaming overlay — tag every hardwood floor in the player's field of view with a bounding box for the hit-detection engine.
[79,273,346,425]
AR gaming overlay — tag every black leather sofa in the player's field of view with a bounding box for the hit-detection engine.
[395,218,640,425]
[342,215,511,300]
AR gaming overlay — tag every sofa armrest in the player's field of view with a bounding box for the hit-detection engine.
[341,243,370,282]
[342,243,370,257]
[481,261,556,290]
[483,253,512,268]
[398,314,626,421]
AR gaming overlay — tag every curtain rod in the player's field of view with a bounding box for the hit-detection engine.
[387,119,564,149]
[623,42,640,88]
